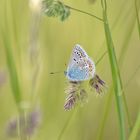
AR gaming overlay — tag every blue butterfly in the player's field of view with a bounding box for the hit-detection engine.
[65,44,95,81]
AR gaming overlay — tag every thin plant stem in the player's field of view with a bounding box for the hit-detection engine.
[97,61,135,139]
[124,64,140,88]
[3,1,28,140]
[97,63,140,140]
[118,64,140,95]
[57,49,108,140]
[96,87,114,140]
[101,0,126,139]
[119,21,136,67]
[64,4,104,22]
[96,3,134,138]
[135,0,140,38]
[29,9,42,107]
[19,110,28,140]
[97,2,139,139]
[95,50,107,65]
[57,109,77,140]
[118,2,140,130]
[128,110,140,140]
[3,0,21,112]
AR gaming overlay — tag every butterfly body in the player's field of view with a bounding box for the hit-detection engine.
[66,44,95,81]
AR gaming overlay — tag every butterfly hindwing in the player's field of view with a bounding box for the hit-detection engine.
[67,58,89,81]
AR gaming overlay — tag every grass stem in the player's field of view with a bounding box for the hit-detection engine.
[128,110,140,140]
[135,0,140,38]
[64,4,104,22]
[101,0,126,139]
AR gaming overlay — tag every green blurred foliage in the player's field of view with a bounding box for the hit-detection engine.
[0,0,140,140]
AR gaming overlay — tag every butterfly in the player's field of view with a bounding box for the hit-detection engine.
[65,44,96,81]
[64,44,106,110]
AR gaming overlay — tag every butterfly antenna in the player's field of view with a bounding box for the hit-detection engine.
[50,71,64,74]
[65,63,67,67]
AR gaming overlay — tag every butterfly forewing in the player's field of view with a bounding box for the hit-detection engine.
[67,58,90,81]
[67,44,87,68]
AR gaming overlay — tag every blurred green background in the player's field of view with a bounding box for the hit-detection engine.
[0,0,140,140]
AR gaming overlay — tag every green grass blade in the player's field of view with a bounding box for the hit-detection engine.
[96,87,114,140]
[135,0,140,38]
[97,64,140,140]
[97,3,139,139]
[57,110,77,140]
[101,0,126,139]
[97,62,140,140]
[95,50,107,65]
[103,18,126,140]
[124,64,140,88]
[2,29,22,109]
[119,1,140,67]
[128,110,140,140]
[2,0,21,110]
[96,4,132,138]
[118,2,140,130]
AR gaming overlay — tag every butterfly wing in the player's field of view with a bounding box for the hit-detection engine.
[86,57,96,78]
[66,57,95,81]
[67,44,88,68]
[73,44,88,58]
[66,44,95,81]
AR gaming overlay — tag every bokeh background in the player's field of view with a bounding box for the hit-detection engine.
[0,0,140,140]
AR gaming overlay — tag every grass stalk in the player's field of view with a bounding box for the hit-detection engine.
[118,2,140,130]
[124,64,140,88]
[135,0,140,38]
[96,87,114,140]
[3,1,28,140]
[29,9,41,107]
[95,51,107,65]
[97,61,140,140]
[57,110,77,140]
[128,110,140,140]
[2,30,21,108]
[3,0,21,111]
[97,2,139,139]
[119,20,136,67]
[64,4,104,22]
[101,0,126,139]
[18,110,28,140]
[57,50,108,140]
